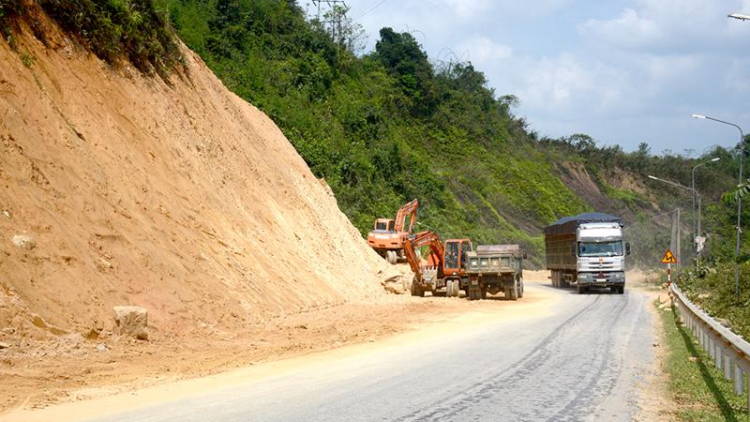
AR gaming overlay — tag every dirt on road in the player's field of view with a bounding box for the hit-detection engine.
[1,283,561,420]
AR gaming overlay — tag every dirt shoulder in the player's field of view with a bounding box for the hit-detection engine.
[1,281,560,422]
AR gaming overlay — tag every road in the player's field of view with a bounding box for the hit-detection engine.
[82,282,658,422]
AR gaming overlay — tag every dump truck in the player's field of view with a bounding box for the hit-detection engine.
[465,245,527,301]
[367,199,418,264]
[402,230,473,298]
[544,212,630,294]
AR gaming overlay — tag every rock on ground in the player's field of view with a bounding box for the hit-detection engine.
[11,235,35,250]
[113,306,149,340]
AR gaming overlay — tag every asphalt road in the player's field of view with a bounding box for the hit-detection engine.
[89,283,656,422]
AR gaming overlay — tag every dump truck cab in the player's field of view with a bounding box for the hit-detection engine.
[465,245,526,300]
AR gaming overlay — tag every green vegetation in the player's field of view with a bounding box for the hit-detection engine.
[0,0,23,44]
[6,0,750,277]
[165,0,591,263]
[0,0,22,20]
[675,264,750,341]
[20,51,34,68]
[163,0,750,271]
[661,302,750,421]
[1,0,181,76]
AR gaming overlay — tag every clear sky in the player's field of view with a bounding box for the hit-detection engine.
[306,0,750,154]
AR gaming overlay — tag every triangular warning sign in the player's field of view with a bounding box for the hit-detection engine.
[661,249,677,264]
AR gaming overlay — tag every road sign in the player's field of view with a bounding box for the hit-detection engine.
[661,249,677,264]
[695,236,706,253]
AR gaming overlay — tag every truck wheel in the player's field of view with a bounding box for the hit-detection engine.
[446,280,454,298]
[617,286,625,294]
[518,278,524,298]
[551,271,558,287]
[386,250,397,265]
[577,285,587,295]
[509,283,518,301]
[467,286,479,301]
[453,281,461,297]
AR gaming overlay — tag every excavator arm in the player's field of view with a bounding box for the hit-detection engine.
[394,198,418,233]
[403,230,444,283]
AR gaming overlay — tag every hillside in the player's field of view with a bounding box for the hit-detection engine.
[163,0,750,271]
[163,0,666,264]
[0,7,394,344]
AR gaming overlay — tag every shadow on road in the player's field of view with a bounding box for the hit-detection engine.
[670,306,740,422]
[534,283,622,296]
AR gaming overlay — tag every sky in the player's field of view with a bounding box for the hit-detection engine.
[305,0,750,154]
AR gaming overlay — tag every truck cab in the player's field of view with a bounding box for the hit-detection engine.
[574,222,630,293]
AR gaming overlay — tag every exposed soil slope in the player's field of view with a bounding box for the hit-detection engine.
[0,17,393,343]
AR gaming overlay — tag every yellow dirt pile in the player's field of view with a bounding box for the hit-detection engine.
[0,18,392,343]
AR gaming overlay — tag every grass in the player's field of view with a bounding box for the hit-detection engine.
[20,51,34,68]
[2,0,181,76]
[677,263,750,342]
[660,301,750,421]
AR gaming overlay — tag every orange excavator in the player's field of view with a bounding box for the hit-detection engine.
[367,199,419,264]
[402,230,475,298]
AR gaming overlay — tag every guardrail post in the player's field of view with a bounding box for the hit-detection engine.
[736,364,744,394]
[715,341,722,370]
[725,353,733,381]
[712,339,717,363]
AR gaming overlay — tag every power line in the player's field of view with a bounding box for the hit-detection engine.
[355,0,391,19]
[312,0,348,21]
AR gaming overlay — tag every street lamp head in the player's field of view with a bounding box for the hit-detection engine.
[691,114,707,119]
[711,157,721,162]
[728,13,750,20]
[648,175,658,180]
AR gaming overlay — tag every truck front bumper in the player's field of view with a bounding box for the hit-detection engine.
[577,271,625,287]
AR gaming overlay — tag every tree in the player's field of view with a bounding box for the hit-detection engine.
[374,27,435,113]
[321,4,366,55]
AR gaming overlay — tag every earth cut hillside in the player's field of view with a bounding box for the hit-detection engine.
[0,17,393,343]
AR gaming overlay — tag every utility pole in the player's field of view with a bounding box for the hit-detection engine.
[670,208,681,270]
[676,208,681,270]
[312,0,348,44]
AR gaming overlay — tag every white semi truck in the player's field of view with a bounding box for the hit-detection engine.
[544,213,630,294]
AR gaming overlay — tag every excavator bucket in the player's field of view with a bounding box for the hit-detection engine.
[419,265,438,286]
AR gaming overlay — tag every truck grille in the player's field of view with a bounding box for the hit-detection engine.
[588,262,615,269]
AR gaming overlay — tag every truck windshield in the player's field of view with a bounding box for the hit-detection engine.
[578,241,623,257]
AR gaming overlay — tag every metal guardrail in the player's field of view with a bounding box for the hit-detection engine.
[670,284,750,415]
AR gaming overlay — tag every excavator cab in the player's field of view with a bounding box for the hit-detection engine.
[373,218,396,232]
[367,199,419,265]
[443,239,473,276]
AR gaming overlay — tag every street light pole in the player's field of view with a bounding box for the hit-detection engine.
[691,114,745,300]
[691,157,721,246]
[647,175,700,268]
